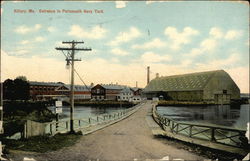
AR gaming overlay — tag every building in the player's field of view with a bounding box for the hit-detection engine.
[117,87,134,101]
[143,70,240,104]
[55,84,91,101]
[29,81,63,100]
[91,84,126,100]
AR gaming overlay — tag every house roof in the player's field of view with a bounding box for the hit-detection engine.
[100,84,126,90]
[29,81,64,86]
[56,84,91,91]
[120,87,133,93]
[144,70,225,92]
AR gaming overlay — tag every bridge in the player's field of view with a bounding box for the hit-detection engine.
[8,101,248,160]
[8,101,206,160]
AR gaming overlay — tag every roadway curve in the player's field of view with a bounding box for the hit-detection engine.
[9,101,206,161]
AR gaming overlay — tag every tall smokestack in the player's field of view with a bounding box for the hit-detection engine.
[156,73,159,78]
[147,66,150,84]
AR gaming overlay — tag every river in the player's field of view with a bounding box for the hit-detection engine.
[157,104,249,130]
[49,105,130,121]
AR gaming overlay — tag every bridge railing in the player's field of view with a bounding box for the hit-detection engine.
[152,104,248,148]
[45,103,141,135]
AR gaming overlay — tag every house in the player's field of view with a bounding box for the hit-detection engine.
[91,84,126,100]
[143,70,240,104]
[117,87,134,101]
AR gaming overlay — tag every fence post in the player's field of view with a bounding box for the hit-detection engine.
[97,116,99,122]
[211,128,216,142]
[79,120,81,127]
[171,121,174,132]
[66,121,68,130]
[89,118,91,124]
[50,124,53,135]
[189,125,192,137]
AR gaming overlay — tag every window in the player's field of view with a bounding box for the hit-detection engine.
[97,89,100,94]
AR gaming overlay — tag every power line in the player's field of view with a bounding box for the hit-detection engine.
[60,49,91,91]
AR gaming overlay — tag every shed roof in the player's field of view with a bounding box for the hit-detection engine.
[100,84,126,90]
[29,81,64,86]
[144,70,224,92]
[56,84,91,91]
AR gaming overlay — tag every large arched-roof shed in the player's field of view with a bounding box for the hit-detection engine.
[143,70,240,104]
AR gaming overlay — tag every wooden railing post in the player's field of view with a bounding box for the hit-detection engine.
[171,121,174,132]
[97,116,99,122]
[66,121,68,130]
[79,120,81,127]
[50,124,53,135]
[211,128,216,142]
[189,125,192,137]
[89,118,91,124]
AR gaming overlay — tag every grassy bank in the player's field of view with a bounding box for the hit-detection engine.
[73,100,134,107]
[2,101,56,137]
[2,133,81,153]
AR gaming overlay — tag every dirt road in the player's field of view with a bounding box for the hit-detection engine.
[8,101,206,161]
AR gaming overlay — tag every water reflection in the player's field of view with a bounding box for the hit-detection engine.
[54,106,127,120]
[157,104,249,129]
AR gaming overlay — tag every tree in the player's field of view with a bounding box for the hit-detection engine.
[3,78,30,100]
[14,78,30,100]
[3,79,15,100]
[16,76,27,81]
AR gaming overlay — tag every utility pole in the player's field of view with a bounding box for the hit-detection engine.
[55,40,91,133]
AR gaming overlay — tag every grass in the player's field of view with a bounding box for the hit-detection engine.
[2,133,82,153]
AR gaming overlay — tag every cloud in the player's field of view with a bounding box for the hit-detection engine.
[35,36,46,42]
[15,24,42,34]
[200,38,217,51]
[132,38,166,49]
[180,59,192,67]
[140,51,172,64]
[195,53,241,69]
[8,49,29,56]
[146,1,164,5]
[185,27,243,58]
[224,30,242,40]
[164,27,199,50]
[115,1,128,8]
[111,48,129,56]
[47,26,56,32]
[209,27,223,39]
[209,27,242,40]
[111,58,120,63]
[20,40,29,45]
[108,27,141,46]
[68,25,107,39]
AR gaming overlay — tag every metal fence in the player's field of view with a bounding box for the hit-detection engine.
[152,104,248,148]
[45,104,141,135]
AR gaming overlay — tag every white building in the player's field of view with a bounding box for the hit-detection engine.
[129,95,142,104]
[117,87,134,101]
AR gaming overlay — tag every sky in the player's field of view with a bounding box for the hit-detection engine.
[1,1,249,93]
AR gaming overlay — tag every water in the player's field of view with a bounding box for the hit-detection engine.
[157,104,249,130]
[48,105,129,121]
